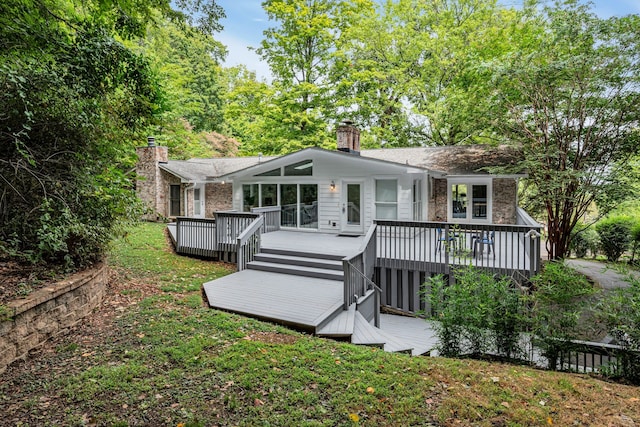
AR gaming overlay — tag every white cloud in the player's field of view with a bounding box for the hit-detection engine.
[217,33,272,82]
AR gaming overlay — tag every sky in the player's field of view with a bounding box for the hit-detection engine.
[214,0,640,82]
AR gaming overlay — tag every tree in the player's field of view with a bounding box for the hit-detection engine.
[0,0,222,268]
[334,0,517,147]
[491,0,640,260]
[256,0,374,149]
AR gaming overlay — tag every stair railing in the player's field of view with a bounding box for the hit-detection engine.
[344,260,382,327]
[343,224,378,323]
[236,215,264,271]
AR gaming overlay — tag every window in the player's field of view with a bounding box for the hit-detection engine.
[471,185,487,220]
[375,179,398,220]
[451,184,467,219]
[448,180,490,222]
[261,183,277,207]
[169,184,181,217]
[242,184,258,211]
[413,179,423,221]
[256,167,281,177]
[284,160,312,176]
[279,183,318,229]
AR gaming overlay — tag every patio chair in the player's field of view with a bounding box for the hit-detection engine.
[473,230,495,259]
[436,228,456,253]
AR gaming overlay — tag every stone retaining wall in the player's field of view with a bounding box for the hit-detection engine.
[0,263,109,373]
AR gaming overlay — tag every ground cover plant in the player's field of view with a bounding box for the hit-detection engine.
[1,223,639,426]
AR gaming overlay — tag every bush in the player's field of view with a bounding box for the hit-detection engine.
[425,266,526,359]
[631,221,640,264]
[570,224,599,258]
[596,275,640,383]
[596,216,634,262]
[527,262,599,370]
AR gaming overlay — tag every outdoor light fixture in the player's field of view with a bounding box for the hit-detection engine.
[330,181,336,191]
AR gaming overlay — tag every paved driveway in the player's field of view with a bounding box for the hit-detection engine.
[565,259,638,290]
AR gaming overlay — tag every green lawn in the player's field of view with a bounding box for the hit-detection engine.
[1,222,638,426]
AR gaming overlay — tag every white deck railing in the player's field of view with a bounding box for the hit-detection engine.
[375,220,542,279]
[251,206,281,233]
[237,216,264,271]
[343,224,381,326]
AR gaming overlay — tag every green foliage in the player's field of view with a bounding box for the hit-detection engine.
[425,266,525,359]
[596,216,634,262]
[527,262,599,370]
[569,223,599,258]
[596,275,640,383]
[490,1,640,259]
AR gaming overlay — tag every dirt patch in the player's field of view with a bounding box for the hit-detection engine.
[242,331,300,345]
[0,261,66,305]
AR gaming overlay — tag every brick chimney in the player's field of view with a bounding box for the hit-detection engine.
[136,137,169,220]
[337,120,360,154]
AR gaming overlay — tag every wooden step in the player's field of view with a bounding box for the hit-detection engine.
[261,247,345,261]
[254,253,343,271]
[247,261,343,281]
[351,312,413,354]
[316,304,355,337]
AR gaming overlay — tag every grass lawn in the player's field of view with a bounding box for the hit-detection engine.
[1,223,639,426]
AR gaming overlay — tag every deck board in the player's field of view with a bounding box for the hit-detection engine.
[202,270,343,329]
[379,313,438,356]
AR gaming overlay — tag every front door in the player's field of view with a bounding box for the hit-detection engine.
[193,185,205,218]
[341,181,363,234]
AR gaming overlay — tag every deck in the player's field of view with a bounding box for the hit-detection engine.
[202,270,343,331]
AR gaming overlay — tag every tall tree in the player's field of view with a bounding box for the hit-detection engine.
[491,0,640,259]
[256,0,374,149]
[335,0,516,147]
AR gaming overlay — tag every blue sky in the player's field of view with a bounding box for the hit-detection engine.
[214,0,640,81]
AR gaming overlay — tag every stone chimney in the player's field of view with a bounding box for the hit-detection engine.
[136,137,169,220]
[337,120,360,154]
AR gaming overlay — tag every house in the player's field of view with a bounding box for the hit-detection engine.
[137,124,541,355]
[136,123,525,229]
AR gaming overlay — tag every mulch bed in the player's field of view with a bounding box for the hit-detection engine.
[0,261,65,305]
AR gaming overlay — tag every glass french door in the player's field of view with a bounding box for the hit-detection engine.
[280,184,318,229]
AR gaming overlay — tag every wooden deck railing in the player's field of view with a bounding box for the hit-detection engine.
[251,206,281,233]
[375,220,542,279]
[176,212,263,262]
[343,224,380,326]
[237,216,264,271]
[175,217,218,258]
[214,211,259,252]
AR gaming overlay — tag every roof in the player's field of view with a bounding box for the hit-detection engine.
[361,145,525,176]
[217,147,427,181]
[159,156,276,182]
[156,145,525,183]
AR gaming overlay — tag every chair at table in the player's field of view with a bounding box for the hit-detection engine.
[473,230,495,259]
[436,228,456,253]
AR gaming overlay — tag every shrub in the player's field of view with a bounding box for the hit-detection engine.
[631,221,640,264]
[570,224,599,258]
[527,262,599,370]
[425,266,526,359]
[596,216,634,262]
[596,275,640,383]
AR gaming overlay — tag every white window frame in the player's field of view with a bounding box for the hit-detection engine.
[374,178,398,220]
[447,178,492,223]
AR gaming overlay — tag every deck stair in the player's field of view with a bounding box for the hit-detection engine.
[248,248,344,281]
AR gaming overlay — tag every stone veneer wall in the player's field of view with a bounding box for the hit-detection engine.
[428,177,517,224]
[136,145,169,220]
[0,263,109,374]
[492,178,517,224]
[205,183,233,217]
[159,170,183,218]
[428,178,448,221]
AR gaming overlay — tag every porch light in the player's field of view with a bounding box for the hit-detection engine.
[330,181,336,191]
